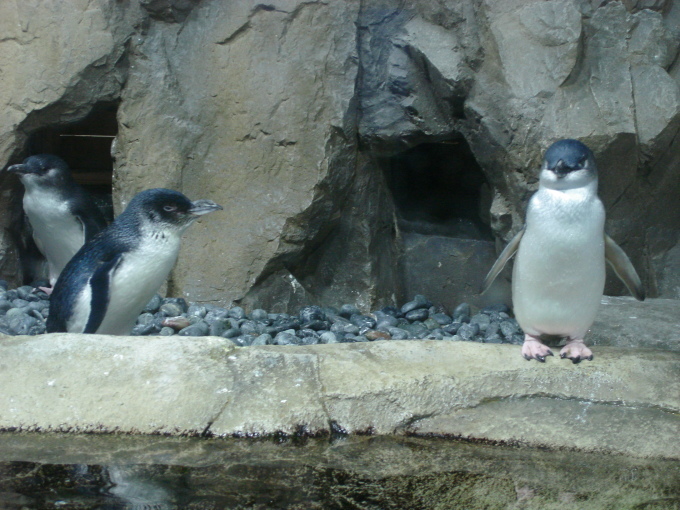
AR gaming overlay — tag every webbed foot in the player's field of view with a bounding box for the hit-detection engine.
[521,335,553,362]
[560,339,593,364]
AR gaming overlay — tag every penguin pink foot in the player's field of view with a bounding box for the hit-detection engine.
[521,334,553,362]
[560,338,593,364]
[38,286,53,296]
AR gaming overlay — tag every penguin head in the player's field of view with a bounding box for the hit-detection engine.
[539,139,597,191]
[124,188,223,233]
[6,154,72,189]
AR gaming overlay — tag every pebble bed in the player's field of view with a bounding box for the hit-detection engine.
[0,280,524,346]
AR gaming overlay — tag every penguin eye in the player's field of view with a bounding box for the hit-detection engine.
[163,205,177,212]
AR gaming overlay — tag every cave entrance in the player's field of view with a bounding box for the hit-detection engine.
[27,102,118,220]
[378,138,499,311]
[379,139,492,240]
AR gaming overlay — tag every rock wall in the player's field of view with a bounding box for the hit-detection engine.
[0,0,678,311]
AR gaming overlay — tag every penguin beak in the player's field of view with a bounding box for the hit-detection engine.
[6,163,28,175]
[551,160,570,178]
[189,199,223,216]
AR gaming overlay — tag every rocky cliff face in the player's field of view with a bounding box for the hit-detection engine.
[1,0,678,311]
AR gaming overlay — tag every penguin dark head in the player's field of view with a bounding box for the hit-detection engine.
[540,139,597,191]
[6,154,72,188]
[123,188,223,232]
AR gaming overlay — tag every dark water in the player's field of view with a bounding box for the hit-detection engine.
[0,433,678,509]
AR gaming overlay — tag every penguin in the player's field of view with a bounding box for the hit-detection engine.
[482,139,645,363]
[6,154,109,289]
[46,188,222,335]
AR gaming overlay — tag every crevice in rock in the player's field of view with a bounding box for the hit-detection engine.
[379,139,492,240]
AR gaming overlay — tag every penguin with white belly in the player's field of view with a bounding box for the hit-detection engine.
[482,139,645,363]
[46,188,222,335]
[6,154,109,290]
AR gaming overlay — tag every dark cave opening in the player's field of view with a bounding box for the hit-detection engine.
[13,102,118,285]
[379,139,492,240]
[26,102,118,220]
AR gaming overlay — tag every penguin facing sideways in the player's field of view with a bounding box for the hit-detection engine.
[46,188,222,335]
[482,139,645,363]
[6,154,109,289]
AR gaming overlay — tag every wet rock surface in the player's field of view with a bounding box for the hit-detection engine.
[0,434,678,510]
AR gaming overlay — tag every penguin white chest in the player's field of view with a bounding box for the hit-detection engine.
[96,229,182,335]
[23,190,84,282]
[512,188,606,339]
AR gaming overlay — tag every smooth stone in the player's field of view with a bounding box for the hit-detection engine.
[16,286,35,300]
[249,309,269,322]
[485,322,500,339]
[339,304,360,318]
[387,327,409,340]
[470,314,491,331]
[251,334,272,346]
[222,327,241,339]
[500,320,520,339]
[365,330,391,341]
[228,307,246,320]
[0,300,11,314]
[458,323,481,341]
[349,314,376,329]
[203,309,230,325]
[376,316,398,329]
[240,320,261,336]
[452,303,471,320]
[400,294,430,314]
[159,327,175,336]
[299,336,319,345]
[482,303,510,314]
[302,319,330,331]
[163,297,188,313]
[11,299,30,310]
[297,328,319,340]
[131,323,158,336]
[232,335,255,347]
[143,294,163,314]
[209,319,229,337]
[188,305,207,318]
[405,308,429,322]
[159,303,184,318]
[178,321,210,337]
[299,305,327,323]
[162,316,191,331]
[431,313,453,326]
[8,313,37,335]
[423,318,440,331]
[380,306,403,318]
[137,313,155,326]
[274,331,299,345]
[319,332,339,344]
[485,334,503,344]
[443,322,463,335]
[5,308,28,320]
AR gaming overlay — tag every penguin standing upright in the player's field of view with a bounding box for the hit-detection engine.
[6,154,108,288]
[47,188,222,335]
[483,139,645,363]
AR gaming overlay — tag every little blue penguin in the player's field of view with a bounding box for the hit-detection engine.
[46,188,222,335]
[482,139,645,363]
[6,154,108,288]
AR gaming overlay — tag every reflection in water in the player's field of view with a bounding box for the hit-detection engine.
[0,435,678,509]
[105,465,175,509]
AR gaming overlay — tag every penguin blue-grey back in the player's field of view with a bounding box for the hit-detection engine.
[482,139,644,363]
[47,188,223,335]
[6,154,108,287]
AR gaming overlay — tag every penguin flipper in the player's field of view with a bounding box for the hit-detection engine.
[75,207,108,242]
[604,234,645,301]
[481,228,524,294]
[84,253,124,333]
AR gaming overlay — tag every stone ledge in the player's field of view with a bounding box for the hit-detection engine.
[0,332,677,459]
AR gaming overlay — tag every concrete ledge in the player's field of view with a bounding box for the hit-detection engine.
[1,333,678,459]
